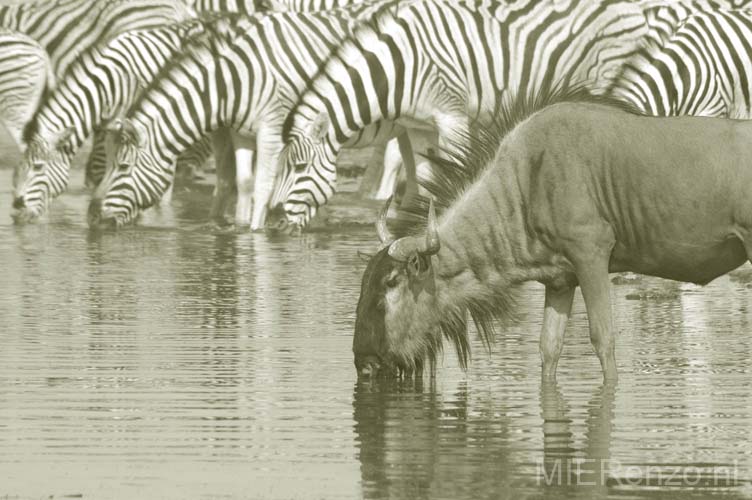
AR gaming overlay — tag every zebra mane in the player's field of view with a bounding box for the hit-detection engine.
[280,0,404,142]
[22,15,227,145]
[122,13,253,119]
[385,84,642,358]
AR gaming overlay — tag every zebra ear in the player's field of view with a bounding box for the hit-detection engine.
[120,119,145,148]
[308,113,329,144]
[52,127,75,149]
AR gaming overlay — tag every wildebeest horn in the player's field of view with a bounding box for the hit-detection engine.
[376,195,394,244]
[388,199,441,261]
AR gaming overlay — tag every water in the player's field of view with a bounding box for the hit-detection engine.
[1,167,752,500]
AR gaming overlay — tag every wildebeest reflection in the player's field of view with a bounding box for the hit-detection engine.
[352,379,512,499]
[354,87,752,382]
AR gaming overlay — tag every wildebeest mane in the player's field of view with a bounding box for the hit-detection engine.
[386,83,643,362]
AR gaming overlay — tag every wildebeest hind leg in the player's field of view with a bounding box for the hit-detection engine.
[574,255,618,382]
[540,284,575,383]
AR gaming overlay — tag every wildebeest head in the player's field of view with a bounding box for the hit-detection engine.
[354,198,443,379]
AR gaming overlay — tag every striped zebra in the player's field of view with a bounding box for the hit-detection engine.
[188,0,358,12]
[87,7,400,230]
[11,18,228,223]
[261,0,360,10]
[188,0,256,13]
[9,0,340,222]
[267,0,727,231]
[0,0,194,77]
[607,8,752,118]
[0,29,52,150]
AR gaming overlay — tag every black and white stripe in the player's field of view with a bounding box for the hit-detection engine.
[90,7,397,230]
[270,0,716,229]
[608,8,752,118]
[189,0,256,14]
[0,0,194,77]
[13,18,216,221]
[0,28,51,149]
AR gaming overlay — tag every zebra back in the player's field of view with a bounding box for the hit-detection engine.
[187,0,257,14]
[0,28,51,147]
[25,17,220,150]
[260,0,361,11]
[0,0,195,77]
[609,8,752,117]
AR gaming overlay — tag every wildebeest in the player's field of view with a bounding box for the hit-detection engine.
[354,88,752,383]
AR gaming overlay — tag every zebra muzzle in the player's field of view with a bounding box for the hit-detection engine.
[87,198,118,230]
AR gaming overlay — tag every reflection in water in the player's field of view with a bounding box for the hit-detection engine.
[353,378,514,500]
[540,382,615,498]
[2,168,752,499]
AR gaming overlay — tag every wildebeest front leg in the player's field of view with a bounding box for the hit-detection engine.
[575,257,618,382]
[540,284,575,382]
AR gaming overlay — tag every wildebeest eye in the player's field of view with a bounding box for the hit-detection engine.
[408,254,423,275]
[385,275,399,288]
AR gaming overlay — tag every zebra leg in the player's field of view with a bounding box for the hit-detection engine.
[209,129,236,223]
[85,130,108,189]
[250,126,283,231]
[374,138,401,200]
[397,132,418,207]
[176,135,213,184]
[232,132,256,228]
[159,182,174,207]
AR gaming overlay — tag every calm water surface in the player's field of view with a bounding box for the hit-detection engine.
[1,168,752,500]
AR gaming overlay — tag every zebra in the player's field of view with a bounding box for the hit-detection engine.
[607,8,752,119]
[261,0,362,10]
[87,6,402,230]
[189,0,356,12]
[11,17,230,223]
[0,29,52,151]
[0,0,194,77]
[1,0,196,218]
[188,0,257,13]
[9,0,343,222]
[267,0,733,231]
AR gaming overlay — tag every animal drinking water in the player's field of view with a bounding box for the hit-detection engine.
[354,90,752,382]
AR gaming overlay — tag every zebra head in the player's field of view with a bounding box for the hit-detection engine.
[11,128,75,223]
[354,198,442,380]
[267,113,337,233]
[88,118,171,229]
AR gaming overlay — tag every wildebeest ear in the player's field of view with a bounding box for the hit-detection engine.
[356,250,373,262]
[52,127,75,149]
[308,113,329,143]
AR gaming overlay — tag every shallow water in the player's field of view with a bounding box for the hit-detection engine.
[1,168,752,500]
